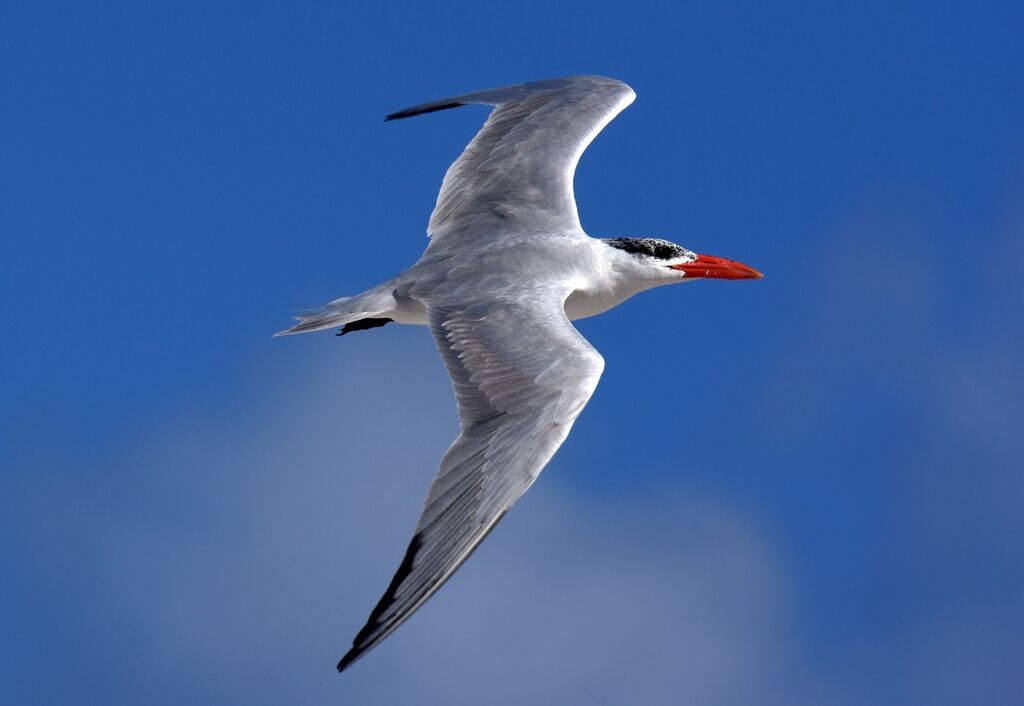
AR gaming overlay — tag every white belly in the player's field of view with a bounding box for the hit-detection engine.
[390,294,429,325]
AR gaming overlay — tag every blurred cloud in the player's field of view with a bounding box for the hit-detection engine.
[7,336,804,705]
[7,242,1022,704]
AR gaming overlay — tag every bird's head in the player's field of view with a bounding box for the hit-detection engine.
[603,237,762,283]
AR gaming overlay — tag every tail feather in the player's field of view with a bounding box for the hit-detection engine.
[276,288,398,336]
[275,297,362,336]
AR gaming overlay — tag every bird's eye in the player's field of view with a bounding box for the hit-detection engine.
[654,245,672,259]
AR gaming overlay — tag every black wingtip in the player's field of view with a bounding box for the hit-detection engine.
[384,101,466,122]
[336,533,425,674]
[337,648,359,673]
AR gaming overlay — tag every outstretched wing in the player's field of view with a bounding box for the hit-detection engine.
[386,75,635,243]
[338,287,604,671]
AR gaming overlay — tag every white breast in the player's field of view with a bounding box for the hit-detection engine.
[564,282,642,320]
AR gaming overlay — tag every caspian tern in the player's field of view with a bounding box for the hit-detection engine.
[278,76,762,672]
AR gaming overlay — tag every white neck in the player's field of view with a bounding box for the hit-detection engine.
[563,238,679,320]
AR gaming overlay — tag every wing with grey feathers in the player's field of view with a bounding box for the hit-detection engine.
[337,287,604,671]
[386,75,636,242]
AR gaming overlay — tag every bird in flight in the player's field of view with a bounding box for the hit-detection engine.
[278,76,762,672]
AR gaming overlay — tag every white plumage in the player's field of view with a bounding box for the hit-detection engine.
[278,76,761,671]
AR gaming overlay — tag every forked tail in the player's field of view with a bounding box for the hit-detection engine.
[275,287,397,337]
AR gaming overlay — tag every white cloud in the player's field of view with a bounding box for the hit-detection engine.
[15,334,806,705]
[14,276,1022,704]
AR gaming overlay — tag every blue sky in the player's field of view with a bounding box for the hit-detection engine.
[3,2,1022,704]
